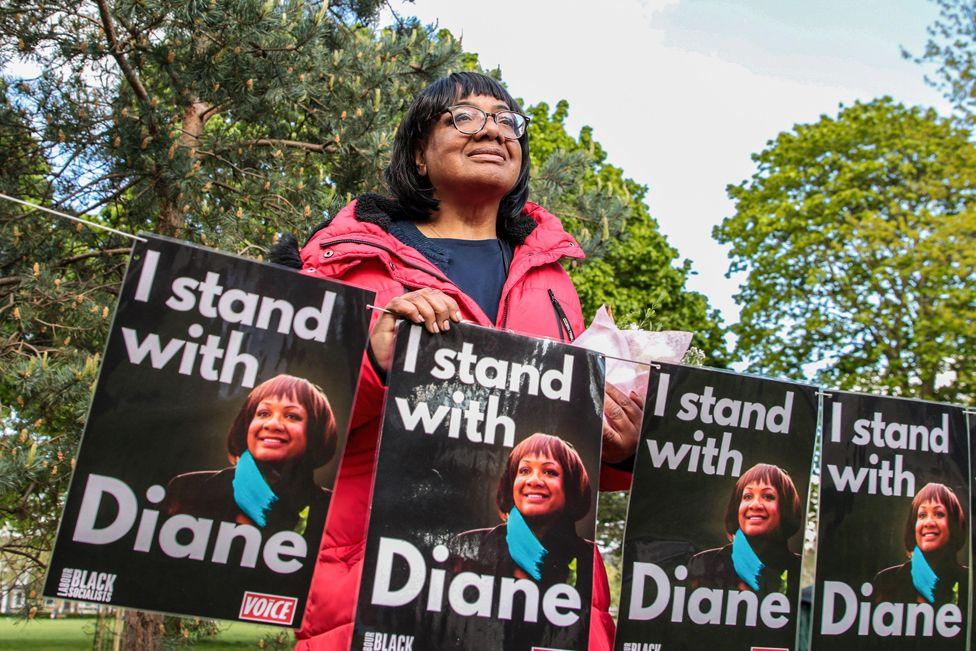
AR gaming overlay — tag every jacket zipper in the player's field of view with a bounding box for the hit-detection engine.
[548,289,575,342]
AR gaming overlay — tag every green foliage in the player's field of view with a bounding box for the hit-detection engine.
[1,0,461,245]
[715,97,976,401]
[527,100,727,364]
[0,1,463,640]
[909,0,976,121]
[595,490,628,613]
[0,80,112,605]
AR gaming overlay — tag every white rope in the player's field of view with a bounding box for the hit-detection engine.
[0,193,146,242]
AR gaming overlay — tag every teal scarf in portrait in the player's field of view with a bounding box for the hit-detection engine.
[911,546,939,604]
[232,451,278,528]
[731,529,764,591]
[506,507,548,581]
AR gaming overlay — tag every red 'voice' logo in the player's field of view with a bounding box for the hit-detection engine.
[238,591,297,625]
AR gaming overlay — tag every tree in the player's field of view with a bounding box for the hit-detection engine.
[526,100,729,606]
[1,2,463,645]
[0,1,466,245]
[527,100,727,364]
[715,97,976,401]
[909,0,976,121]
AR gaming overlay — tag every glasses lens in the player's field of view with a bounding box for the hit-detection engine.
[495,111,526,139]
[450,106,486,134]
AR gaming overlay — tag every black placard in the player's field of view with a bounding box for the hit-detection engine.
[616,363,818,651]
[353,322,605,651]
[44,235,373,626]
[811,391,971,650]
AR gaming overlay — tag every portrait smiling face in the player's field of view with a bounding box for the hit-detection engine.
[416,93,522,201]
[738,482,782,539]
[246,393,308,465]
[513,452,566,521]
[915,499,951,553]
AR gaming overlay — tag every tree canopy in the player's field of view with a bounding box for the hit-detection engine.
[910,0,976,121]
[715,97,976,401]
[527,100,727,363]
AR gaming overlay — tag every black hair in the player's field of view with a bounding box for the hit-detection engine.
[384,72,530,227]
[226,374,337,468]
[723,463,802,541]
[496,433,591,523]
[903,482,967,554]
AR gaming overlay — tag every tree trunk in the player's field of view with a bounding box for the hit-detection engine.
[156,99,212,237]
[120,610,163,650]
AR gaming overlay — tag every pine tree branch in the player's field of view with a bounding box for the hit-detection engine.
[200,102,226,122]
[161,61,190,103]
[54,172,130,209]
[0,545,46,568]
[71,176,142,216]
[57,247,132,267]
[247,138,333,153]
[210,179,246,196]
[95,0,150,102]
[197,150,263,179]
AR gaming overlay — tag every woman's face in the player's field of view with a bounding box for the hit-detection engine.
[915,500,951,553]
[416,93,522,202]
[737,481,782,539]
[512,452,566,521]
[246,394,308,465]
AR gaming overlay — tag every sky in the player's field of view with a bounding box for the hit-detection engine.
[385,0,953,332]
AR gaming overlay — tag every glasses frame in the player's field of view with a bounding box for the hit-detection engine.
[443,104,530,141]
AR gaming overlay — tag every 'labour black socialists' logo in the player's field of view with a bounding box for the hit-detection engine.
[56,568,116,603]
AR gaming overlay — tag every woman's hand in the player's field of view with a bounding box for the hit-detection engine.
[602,383,645,464]
[369,288,462,372]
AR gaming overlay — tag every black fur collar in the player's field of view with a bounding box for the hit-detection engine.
[354,193,537,245]
[269,193,540,270]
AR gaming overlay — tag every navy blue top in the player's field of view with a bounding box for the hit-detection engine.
[390,222,513,323]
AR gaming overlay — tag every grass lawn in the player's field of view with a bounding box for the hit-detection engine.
[0,616,286,649]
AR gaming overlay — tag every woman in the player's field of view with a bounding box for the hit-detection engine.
[687,463,802,596]
[163,374,337,534]
[271,72,639,650]
[871,482,968,607]
[453,433,594,590]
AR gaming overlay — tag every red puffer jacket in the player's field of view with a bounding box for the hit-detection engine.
[294,195,618,650]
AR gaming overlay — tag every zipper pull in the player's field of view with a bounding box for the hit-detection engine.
[548,289,575,342]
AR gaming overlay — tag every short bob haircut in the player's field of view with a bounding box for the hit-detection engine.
[226,374,337,468]
[496,433,591,523]
[723,463,802,541]
[384,71,530,228]
[903,482,967,554]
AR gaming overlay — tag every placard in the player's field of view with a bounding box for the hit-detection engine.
[616,363,818,650]
[811,391,971,650]
[44,234,373,626]
[353,322,605,650]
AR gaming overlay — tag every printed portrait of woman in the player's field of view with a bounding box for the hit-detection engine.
[871,482,968,608]
[451,433,594,593]
[162,374,337,535]
[687,463,802,596]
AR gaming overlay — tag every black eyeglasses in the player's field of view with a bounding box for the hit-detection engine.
[443,105,529,140]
